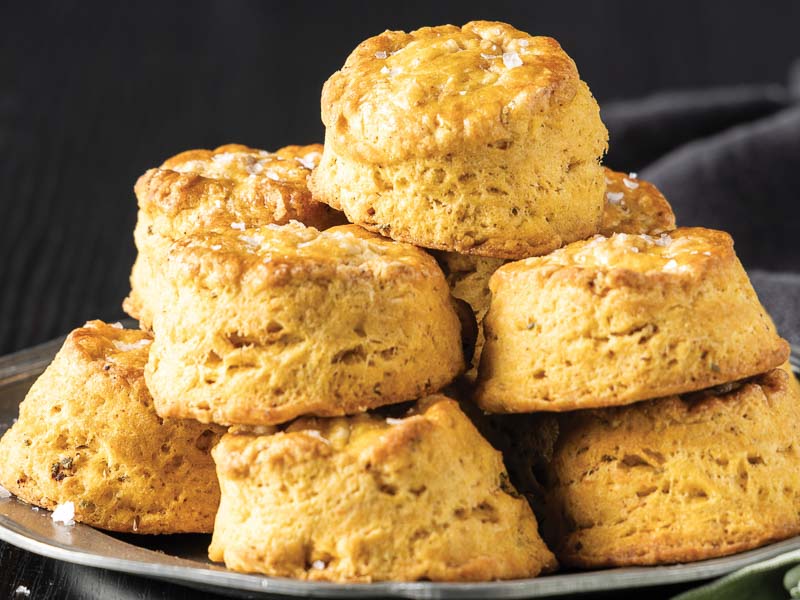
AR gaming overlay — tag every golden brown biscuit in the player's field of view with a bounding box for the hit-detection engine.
[511,369,800,567]
[124,143,345,328]
[476,227,789,412]
[434,171,674,377]
[310,21,608,259]
[208,395,556,581]
[600,168,675,236]
[145,222,464,426]
[0,321,224,534]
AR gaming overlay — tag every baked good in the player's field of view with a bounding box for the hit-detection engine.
[309,21,608,259]
[434,252,506,377]
[520,369,800,566]
[124,143,344,328]
[145,222,464,425]
[476,227,789,412]
[600,168,675,236]
[0,321,224,533]
[208,395,556,581]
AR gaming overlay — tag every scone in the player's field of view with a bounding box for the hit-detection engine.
[124,143,344,328]
[145,222,464,426]
[0,321,224,533]
[434,170,674,376]
[518,369,800,567]
[310,21,608,259]
[476,227,789,412]
[600,168,675,236]
[208,395,556,581]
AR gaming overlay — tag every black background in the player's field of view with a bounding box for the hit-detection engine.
[2,1,799,354]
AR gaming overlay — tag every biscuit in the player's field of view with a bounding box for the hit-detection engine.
[434,170,674,377]
[145,222,464,425]
[124,143,344,328]
[0,321,224,534]
[510,369,800,567]
[600,168,675,236]
[309,21,608,259]
[208,395,556,581]
[476,227,789,412]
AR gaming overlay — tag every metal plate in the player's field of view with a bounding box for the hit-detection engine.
[1,336,799,599]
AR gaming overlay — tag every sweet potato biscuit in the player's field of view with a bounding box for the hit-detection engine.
[600,168,675,236]
[513,369,800,567]
[434,171,674,377]
[124,143,344,328]
[476,227,789,412]
[145,222,464,426]
[208,395,556,581]
[309,21,608,259]
[0,321,224,533]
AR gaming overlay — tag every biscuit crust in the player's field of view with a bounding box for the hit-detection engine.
[208,396,556,581]
[600,169,675,236]
[0,321,224,533]
[124,143,344,327]
[476,227,789,412]
[531,369,800,566]
[310,21,608,258]
[145,223,465,425]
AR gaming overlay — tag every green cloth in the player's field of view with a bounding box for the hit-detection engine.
[673,550,800,599]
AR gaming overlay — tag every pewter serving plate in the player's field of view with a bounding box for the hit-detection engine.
[1,334,799,599]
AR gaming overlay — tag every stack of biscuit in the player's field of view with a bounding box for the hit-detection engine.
[1,19,798,583]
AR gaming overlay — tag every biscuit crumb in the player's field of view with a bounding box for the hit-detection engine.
[51,501,75,525]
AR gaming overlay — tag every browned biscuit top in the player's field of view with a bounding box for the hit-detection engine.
[167,222,443,289]
[494,227,732,289]
[67,320,152,378]
[135,144,343,232]
[601,168,676,236]
[321,21,580,161]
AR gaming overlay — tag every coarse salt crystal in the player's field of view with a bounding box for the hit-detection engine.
[623,178,639,189]
[296,153,319,170]
[51,501,75,525]
[374,50,387,59]
[663,259,679,271]
[386,418,405,425]
[629,246,639,253]
[502,51,523,69]
[628,172,638,179]
[246,161,264,175]
[311,560,326,570]
[239,235,264,248]
[606,191,625,205]
[212,153,235,166]
[0,484,11,499]
[265,171,280,181]
[113,339,152,352]
[380,66,402,76]
[458,90,467,96]
[703,251,712,256]
[14,586,30,598]
[111,322,123,329]
[210,244,222,251]
[480,52,500,60]
[654,233,673,247]
[231,222,246,231]
[215,200,222,209]
[519,39,529,47]
[305,430,330,445]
